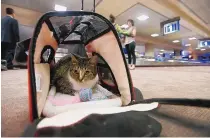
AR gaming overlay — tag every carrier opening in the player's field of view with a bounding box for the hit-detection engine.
[38,48,122,117]
[30,13,133,118]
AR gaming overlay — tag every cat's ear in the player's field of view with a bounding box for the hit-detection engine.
[89,55,97,64]
[71,55,78,63]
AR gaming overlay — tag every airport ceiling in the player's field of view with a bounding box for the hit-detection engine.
[2,0,210,51]
[1,0,100,12]
[116,3,202,49]
[180,0,210,25]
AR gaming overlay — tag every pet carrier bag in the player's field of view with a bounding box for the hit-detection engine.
[22,11,162,137]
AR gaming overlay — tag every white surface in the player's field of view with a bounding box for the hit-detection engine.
[38,102,159,128]
[42,86,122,117]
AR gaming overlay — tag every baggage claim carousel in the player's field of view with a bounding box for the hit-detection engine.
[127,58,210,67]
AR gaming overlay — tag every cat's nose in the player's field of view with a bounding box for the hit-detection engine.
[79,71,85,81]
[79,77,83,82]
[79,77,84,82]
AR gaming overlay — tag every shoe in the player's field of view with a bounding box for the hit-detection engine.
[1,64,8,71]
[128,64,132,69]
[1,60,8,71]
[130,65,135,70]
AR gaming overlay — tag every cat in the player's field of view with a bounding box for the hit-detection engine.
[51,54,98,96]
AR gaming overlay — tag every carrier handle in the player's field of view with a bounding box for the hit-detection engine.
[81,0,84,11]
[93,0,95,13]
[81,0,95,12]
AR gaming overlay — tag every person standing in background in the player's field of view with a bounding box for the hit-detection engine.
[109,15,137,70]
[1,8,20,69]
[124,19,136,70]
[109,14,130,41]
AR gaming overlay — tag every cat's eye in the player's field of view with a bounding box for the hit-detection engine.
[85,70,90,74]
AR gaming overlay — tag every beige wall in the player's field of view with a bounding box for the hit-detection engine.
[1,4,43,27]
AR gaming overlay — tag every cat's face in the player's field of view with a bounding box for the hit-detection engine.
[69,55,97,82]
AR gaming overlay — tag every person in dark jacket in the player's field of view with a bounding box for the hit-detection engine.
[1,8,20,69]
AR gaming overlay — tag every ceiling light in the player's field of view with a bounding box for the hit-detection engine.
[173,40,180,43]
[196,47,200,49]
[137,15,149,21]
[185,44,191,46]
[160,49,165,51]
[201,49,206,51]
[189,37,196,40]
[55,4,67,11]
[151,33,159,37]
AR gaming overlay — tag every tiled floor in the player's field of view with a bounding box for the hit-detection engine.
[1,66,210,136]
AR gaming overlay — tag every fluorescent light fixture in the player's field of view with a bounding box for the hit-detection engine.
[159,53,163,54]
[173,40,180,43]
[137,15,149,21]
[151,33,159,37]
[168,60,174,62]
[160,49,165,51]
[147,59,155,61]
[185,44,191,46]
[201,49,206,51]
[189,37,196,40]
[196,47,200,49]
[55,4,67,11]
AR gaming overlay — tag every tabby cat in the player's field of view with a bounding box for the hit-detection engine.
[51,54,98,95]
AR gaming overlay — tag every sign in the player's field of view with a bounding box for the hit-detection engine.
[163,20,180,35]
[199,40,210,48]
[160,17,180,36]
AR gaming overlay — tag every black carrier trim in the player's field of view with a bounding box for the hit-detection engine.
[22,118,44,137]
[45,19,60,44]
[61,40,84,44]
[60,22,82,44]
[40,45,55,64]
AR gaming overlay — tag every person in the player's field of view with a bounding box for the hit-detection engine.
[1,8,20,69]
[109,14,119,29]
[109,14,130,38]
[124,19,136,70]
